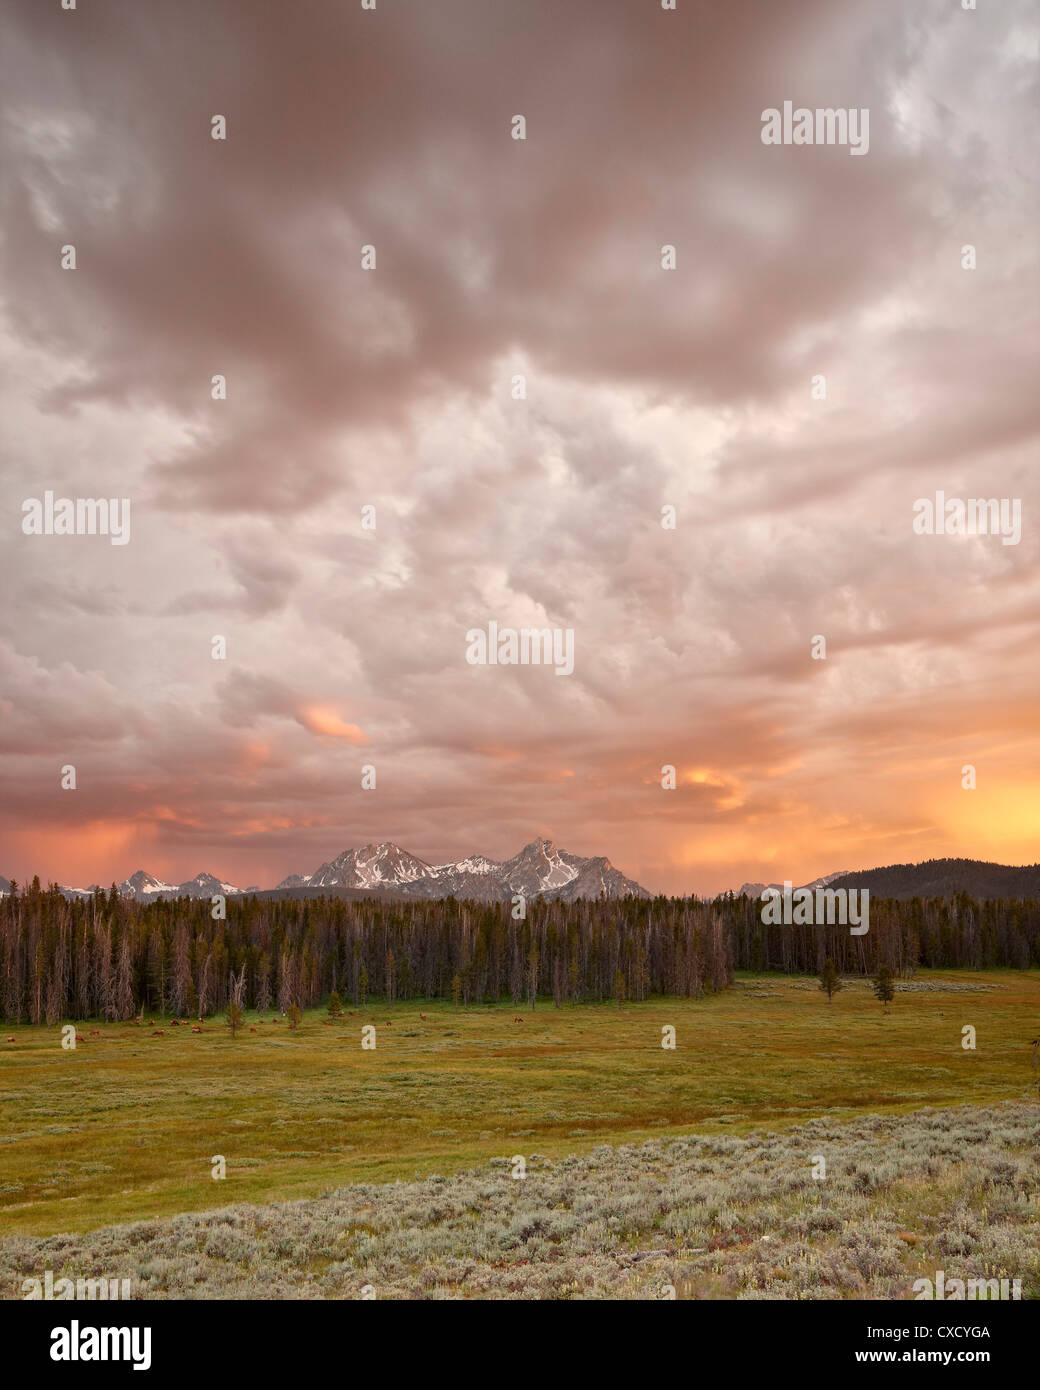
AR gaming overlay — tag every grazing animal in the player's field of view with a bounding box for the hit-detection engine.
[514,1016,524,1023]
[90,1029,100,1037]
[420,1013,427,1020]
[6,1036,14,1043]
[170,1019,179,1027]
[75,1033,85,1042]
[385,1021,392,1027]
[152,1029,164,1036]
[191,1026,202,1034]
[250,1026,257,1033]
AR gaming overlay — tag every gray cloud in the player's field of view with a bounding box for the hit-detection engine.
[1,0,1037,894]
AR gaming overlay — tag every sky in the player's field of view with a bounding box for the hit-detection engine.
[1,0,1037,897]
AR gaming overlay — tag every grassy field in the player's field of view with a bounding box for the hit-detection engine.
[3,1102,1035,1299]
[1,970,1037,1241]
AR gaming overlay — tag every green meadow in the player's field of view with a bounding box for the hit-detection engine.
[1,970,1037,1239]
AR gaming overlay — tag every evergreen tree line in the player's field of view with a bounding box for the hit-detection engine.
[727,889,1040,975]
[0,881,730,1024]
[1,880,1036,1024]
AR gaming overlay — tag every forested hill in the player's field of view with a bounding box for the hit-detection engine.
[826,859,1040,901]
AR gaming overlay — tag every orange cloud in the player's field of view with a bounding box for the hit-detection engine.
[296,707,367,743]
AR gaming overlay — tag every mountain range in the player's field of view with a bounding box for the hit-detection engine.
[275,838,644,902]
[5,854,1039,906]
[12,838,649,904]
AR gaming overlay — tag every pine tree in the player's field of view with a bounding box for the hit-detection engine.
[327,989,342,1018]
[873,964,896,1012]
[749,927,766,973]
[226,998,243,1038]
[819,959,842,1003]
[527,945,539,1012]
[287,1003,302,1030]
